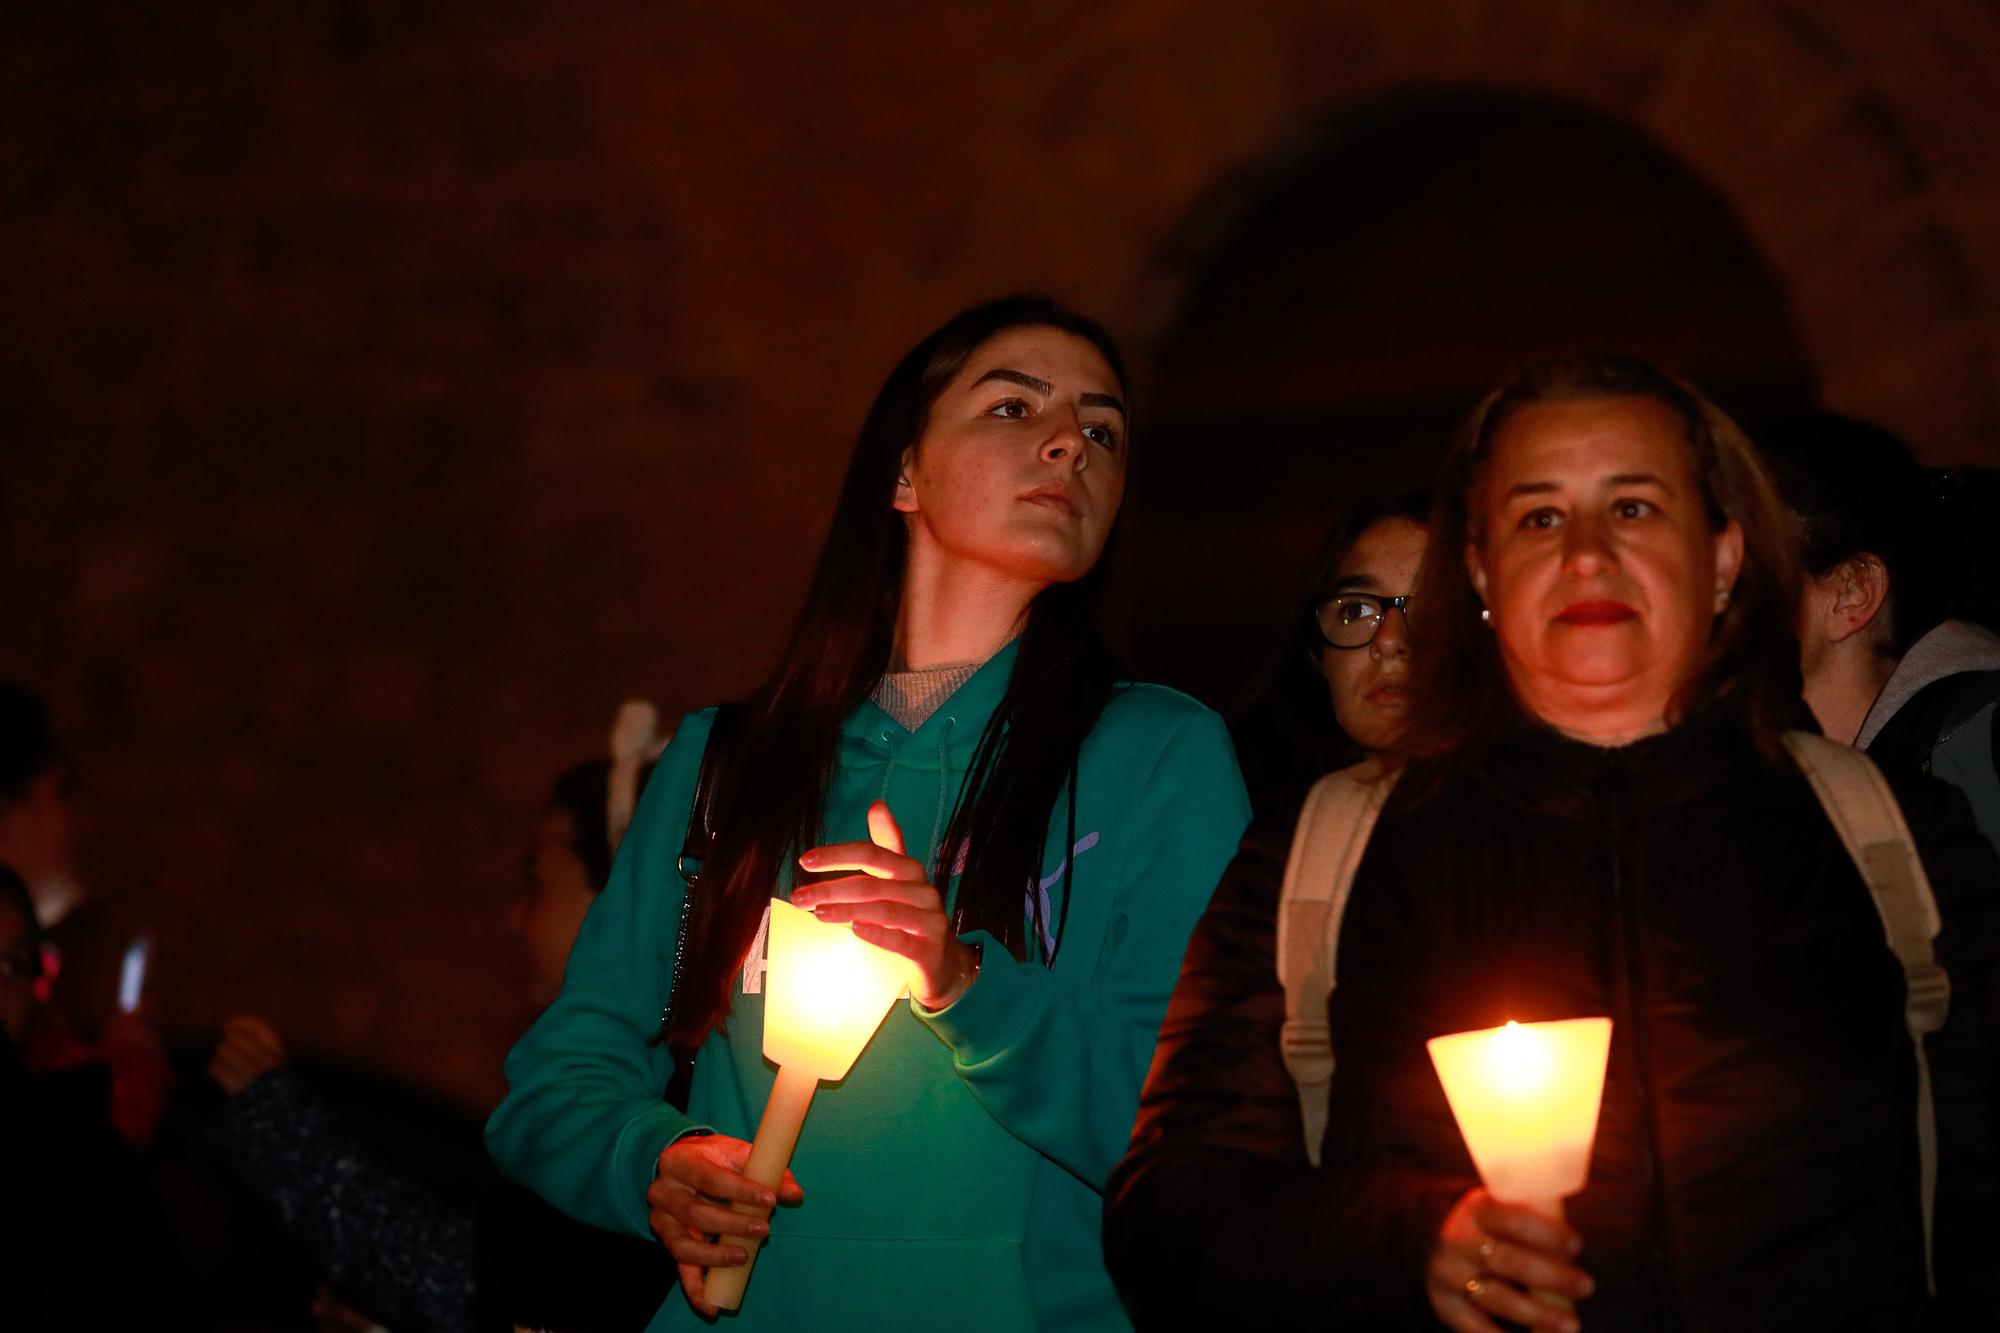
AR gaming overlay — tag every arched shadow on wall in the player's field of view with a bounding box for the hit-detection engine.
[1107,89,1815,711]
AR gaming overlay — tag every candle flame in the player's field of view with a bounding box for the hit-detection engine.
[1488,1019,1556,1096]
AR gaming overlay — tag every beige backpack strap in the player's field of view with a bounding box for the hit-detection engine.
[1783,730,1949,1292]
[1276,756,1402,1167]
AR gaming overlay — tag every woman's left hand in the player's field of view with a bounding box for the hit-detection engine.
[1427,1188,1591,1332]
[792,800,979,1011]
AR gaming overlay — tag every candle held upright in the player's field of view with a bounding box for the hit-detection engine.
[702,898,910,1312]
[1426,1017,1613,1224]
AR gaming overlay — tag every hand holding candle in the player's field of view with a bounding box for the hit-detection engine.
[1424,1018,1612,1331]
[648,1134,803,1317]
[699,808,918,1313]
[1429,1190,1590,1333]
[792,800,979,1011]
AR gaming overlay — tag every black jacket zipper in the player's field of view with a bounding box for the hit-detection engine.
[1604,748,1680,1331]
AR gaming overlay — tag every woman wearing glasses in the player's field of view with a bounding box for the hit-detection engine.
[1109,352,2000,1330]
[1231,490,1429,816]
[487,297,1249,1331]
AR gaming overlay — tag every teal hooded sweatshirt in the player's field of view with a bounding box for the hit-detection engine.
[486,642,1249,1330]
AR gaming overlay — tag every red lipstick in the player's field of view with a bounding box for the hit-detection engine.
[1556,600,1637,626]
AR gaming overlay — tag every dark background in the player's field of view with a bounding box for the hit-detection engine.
[5,2,1997,1110]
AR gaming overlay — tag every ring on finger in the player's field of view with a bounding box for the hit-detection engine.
[1476,1237,1498,1267]
[1465,1276,1487,1299]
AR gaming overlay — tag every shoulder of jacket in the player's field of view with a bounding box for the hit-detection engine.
[649,705,719,769]
[625,705,727,825]
[1088,686,1240,804]
[1101,680,1223,734]
[1939,671,2000,736]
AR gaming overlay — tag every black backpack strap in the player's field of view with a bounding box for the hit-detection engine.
[659,703,744,1108]
[677,704,742,889]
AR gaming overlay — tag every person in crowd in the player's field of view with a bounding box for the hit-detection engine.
[208,1011,477,1330]
[487,754,679,1333]
[0,680,170,1146]
[1760,414,2000,853]
[510,756,658,1011]
[1231,490,1430,815]
[0,863,171,1324]
[1106,352,2000,1330]
[487,296,1250,1330]
[208,757,674,1333]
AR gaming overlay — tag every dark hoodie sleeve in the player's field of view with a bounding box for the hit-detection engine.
[211,1069,478,1333]
[1895,771,2000,1325]
[1104,811,1464,1329]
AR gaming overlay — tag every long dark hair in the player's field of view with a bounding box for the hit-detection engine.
[668,296,1127,1048]
[1400,351,1802,769]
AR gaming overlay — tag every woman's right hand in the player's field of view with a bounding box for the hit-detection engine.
[208,1013,288,1096]
[1426,1187,1593,1333]
[648,1134,804,1318]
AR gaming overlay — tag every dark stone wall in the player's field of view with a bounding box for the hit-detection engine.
[5,2,1997,1108]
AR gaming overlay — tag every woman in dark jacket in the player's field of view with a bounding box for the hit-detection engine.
[1106,353,2000,1332]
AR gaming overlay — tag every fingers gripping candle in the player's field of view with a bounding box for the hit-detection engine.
[702,898,911,1312]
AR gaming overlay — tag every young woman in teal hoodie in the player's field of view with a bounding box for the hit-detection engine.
[485,297,1249,1330]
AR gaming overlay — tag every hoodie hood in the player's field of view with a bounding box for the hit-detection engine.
[1856,619,2000,749]
[840,638,1018,773]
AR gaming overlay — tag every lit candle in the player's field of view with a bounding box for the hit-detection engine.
[1427,1017,1613,1304]
[702,898,911,1312]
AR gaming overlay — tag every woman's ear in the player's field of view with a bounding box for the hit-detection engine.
[1823,553,1892,644]
[1464,544,1489,605]
[1711,518,1746,596]
[892,449,918,514]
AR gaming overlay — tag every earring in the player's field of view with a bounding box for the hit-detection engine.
[1479,608,1492,625]
[1715,586,1732,610]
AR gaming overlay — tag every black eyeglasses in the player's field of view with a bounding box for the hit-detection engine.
[1315,594,1414,650]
